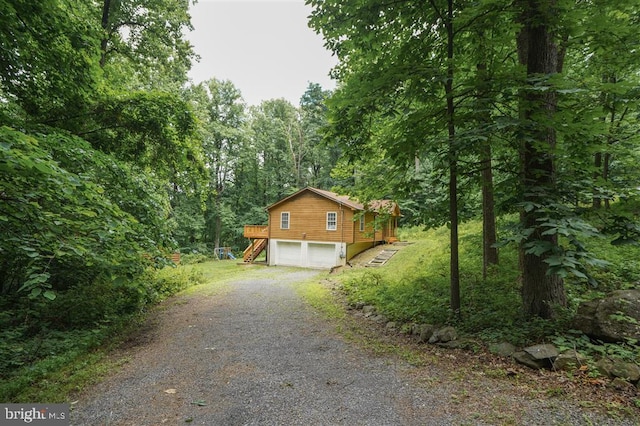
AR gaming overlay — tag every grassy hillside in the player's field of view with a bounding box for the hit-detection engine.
[336,217,640,347]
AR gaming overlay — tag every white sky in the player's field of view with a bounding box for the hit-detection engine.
[186,0,338,106]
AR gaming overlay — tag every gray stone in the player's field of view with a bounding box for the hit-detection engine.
[428,326,457,344]
[385,321,397,330]
[410,323,421,336]
[573,289,640,343]
[513,344,559,370]
[523,344,559,360]
[513,350,547,370]
[597,358,640,382]
[613,362,640,383]
[597,358,615,378]
[418,324,437,343]
[553,350,587,371]
[609,377,636,392]
[362,305,376,316]
[372,314,388,324]
[489,342,517,358]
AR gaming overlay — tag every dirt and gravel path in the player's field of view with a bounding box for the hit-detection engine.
[70,267,635,425]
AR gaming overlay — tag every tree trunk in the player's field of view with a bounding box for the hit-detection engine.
[603,152,611,209]
[99,0,111,67]
[593,152,602,208]
[214,208,222,250]
[481,141,498,277]
[476,56,498,277]
[517,0,567,319]
[445,0,460,315]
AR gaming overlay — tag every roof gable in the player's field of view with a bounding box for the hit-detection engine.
[267,187,399,215]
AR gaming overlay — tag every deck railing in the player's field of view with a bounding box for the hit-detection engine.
[243,225,268,239]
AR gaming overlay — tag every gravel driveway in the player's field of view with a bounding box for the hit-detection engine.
[70,267,635,425]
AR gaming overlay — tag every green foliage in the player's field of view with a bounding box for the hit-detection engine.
[344,222,519,328]
[0,0,241,404]
[496,202,608,286]
[141,266,205,304]
[584,203,640,292]
[99,0,197,89]
[0,0,102,120]
[83,91,204,186]
[552,332,640,364]
[309,0,640,319]
[0,263,203,401]
[338,217,640,346]
[0,126,152,298]
[180,253,211,265]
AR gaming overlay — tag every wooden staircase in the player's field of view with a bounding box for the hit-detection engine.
[243,238,267,263]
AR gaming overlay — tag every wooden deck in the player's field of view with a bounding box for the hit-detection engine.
[244,225,268,239]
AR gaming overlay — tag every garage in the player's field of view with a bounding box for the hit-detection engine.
[270,240,342,268]
[307,243,338,268]
[274,241,301,266]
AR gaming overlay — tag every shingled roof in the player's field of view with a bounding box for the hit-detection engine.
[267,187,399,215]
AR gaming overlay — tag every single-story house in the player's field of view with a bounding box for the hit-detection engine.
[243,186,400,269]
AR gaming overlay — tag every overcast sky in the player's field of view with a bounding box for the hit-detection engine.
[186,0,338,106]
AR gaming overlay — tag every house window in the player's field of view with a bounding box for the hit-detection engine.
[281,212,290,229]
[359,216,365,232]
[327,212,337,230]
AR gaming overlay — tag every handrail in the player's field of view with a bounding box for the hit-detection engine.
[243,238,267,262]
[243,225,268,238]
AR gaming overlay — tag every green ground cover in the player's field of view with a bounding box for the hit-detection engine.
[334,218,640,359]
[0,259,239,402]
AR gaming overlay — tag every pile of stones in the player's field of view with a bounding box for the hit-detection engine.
[350,289,640,391]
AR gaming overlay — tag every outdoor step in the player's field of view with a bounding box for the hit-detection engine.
[366,249,399,267]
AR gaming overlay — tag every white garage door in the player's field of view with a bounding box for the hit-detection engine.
[276,241,302,266]
[307,243,337,268]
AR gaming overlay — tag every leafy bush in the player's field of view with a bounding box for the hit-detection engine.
[552,332,640,364]
[0,126,170,300]
[141,266,205,303]
[0,263,204,402]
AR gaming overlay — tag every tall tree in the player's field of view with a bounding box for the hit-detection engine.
[248,99,301,202]
[187,79,246,249]
[299,82,336,188]
[516,0,567,318]
[308,0,513,314]
[443,0,461,314]
[0,0,102,122]
[98,0,197,89]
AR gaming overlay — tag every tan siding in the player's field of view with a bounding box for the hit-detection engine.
[354,211,379,243]
[268,192,356,243]
[266,190,398,245]
[347,242,375,260]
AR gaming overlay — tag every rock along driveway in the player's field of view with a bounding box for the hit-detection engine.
[70,268,632,426]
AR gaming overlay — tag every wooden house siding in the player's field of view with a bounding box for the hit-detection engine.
[353,211,379,243]
[268,191,357,244]
[242,187,400,268]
